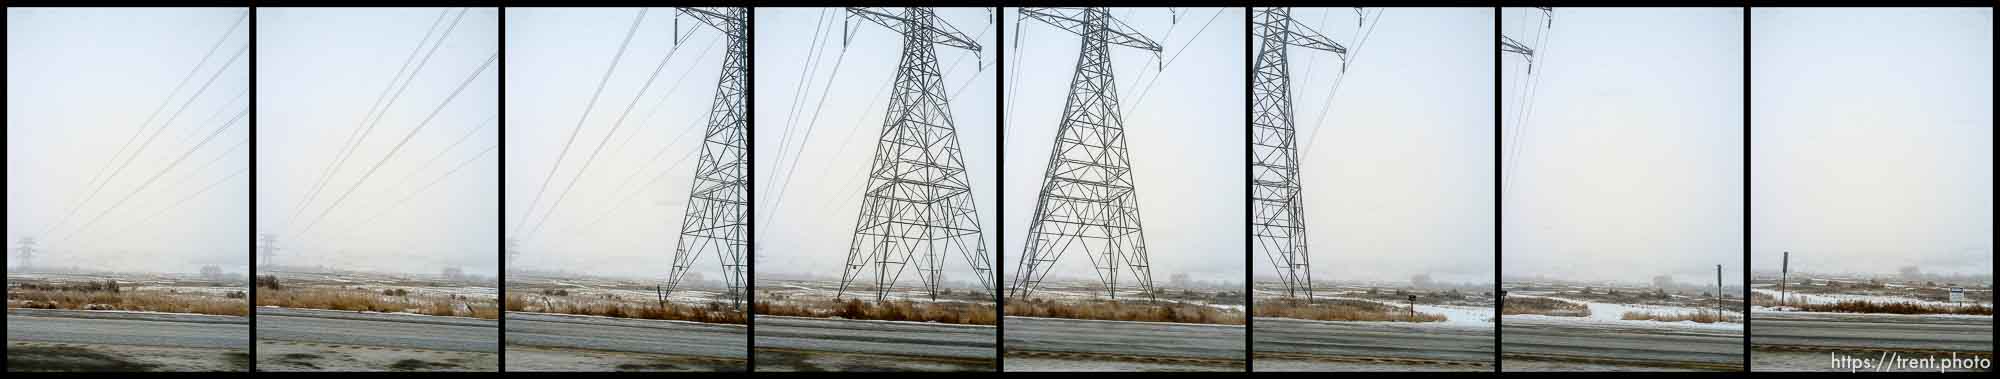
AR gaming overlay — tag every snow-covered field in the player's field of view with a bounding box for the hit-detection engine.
[1295,295,1495,327]
[754,279,994,311]
[1508,294,1742,332]
[1751,288,1990,311]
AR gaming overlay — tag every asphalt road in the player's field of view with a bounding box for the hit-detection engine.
[1502,321,1744,370]
[753,316,995,359]
[1004,316,1245,361]
[6,309,248,349]
[255,307,497,352]
[1751,312,1992,353]
[504,312,746,359]
[1253,318,1493,364]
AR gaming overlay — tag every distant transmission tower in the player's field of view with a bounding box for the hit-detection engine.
[662,7,749,310]
[1010,7,1164,302]
[504,237,520,274]
[1251,7,1349,302]
[833,7,995,302]
[14,237,36,272]
[257,233,280,270]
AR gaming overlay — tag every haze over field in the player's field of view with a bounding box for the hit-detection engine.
[7,8,249,275]
[1750,8,1993,279]
[1500,8,1745,287]
[1256,8,1496,287]
[504,8,730,281]
[256,8,499,277]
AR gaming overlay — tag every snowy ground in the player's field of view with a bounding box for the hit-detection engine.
[1296,295,1496,327]
[753,279,995,318]
[1021,281,1246,316]
[1507,295,1742,332]
[1751,288,1991,311]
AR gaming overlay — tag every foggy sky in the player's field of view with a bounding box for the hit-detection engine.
[255,8,499,277]
[504,8,730,280]
[1500,8,1746,286]
[7,8,250,275]
[1261,8,1497,286]
[1004,8,1246,284]
[753,8,998,285]
[1750,8,1993,278]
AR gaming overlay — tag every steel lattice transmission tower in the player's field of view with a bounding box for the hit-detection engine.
[504,238,520,274]
[1010,7,1164,302]
[834,7,995,302]
[14,237,36,272]
[1252,7,1348,302]
[663,7,749,310]
[258,233,280,270]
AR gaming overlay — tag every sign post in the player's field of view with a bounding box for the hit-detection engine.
[1780,252,1789,307]
[1408,294,1418,321]
[1950,287,1965,304]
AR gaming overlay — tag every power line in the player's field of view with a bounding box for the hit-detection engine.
[521,24,703,240]
[48,46,247,245]
[1124,8,1224,115]
[42,11,246,238]
[294,52,498,241]
[107,165,249,242]
[1301,8,1385,158]
[760,42,850,238]
[513,8,648,239]
[761,10,836,225]
[179,88,249,146]
[281,8,463,234]
[378,114,495,204]
[328,144,498,240]
[159,137,249,201]
[606,34,720,162]
[60,108,247,244]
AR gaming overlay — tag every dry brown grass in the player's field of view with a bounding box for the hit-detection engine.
[1253,298,1447,322]
[756,298,996,325]
[507,293,746,324]
[1793,300,1991,316]
[257,287,498,320]
[1005,298,1244,325]
[8,288,249,317]
[1501,296,1591,317]
[1752,290,1991,315]
[1620,310,1742,323]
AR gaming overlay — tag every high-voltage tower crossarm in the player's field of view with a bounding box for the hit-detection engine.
[845,7,982,52]
[677,7,745,40]
[1502,7,1551,64]
[1252,7,1351,304]
[1500,35,1534,58]
[1011,7,1163,303]
[835,7,996,303]
[663,6,749,310]
[1017,7,1163,53]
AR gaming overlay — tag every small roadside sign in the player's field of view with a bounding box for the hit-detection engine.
[1949,287,1965,302]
